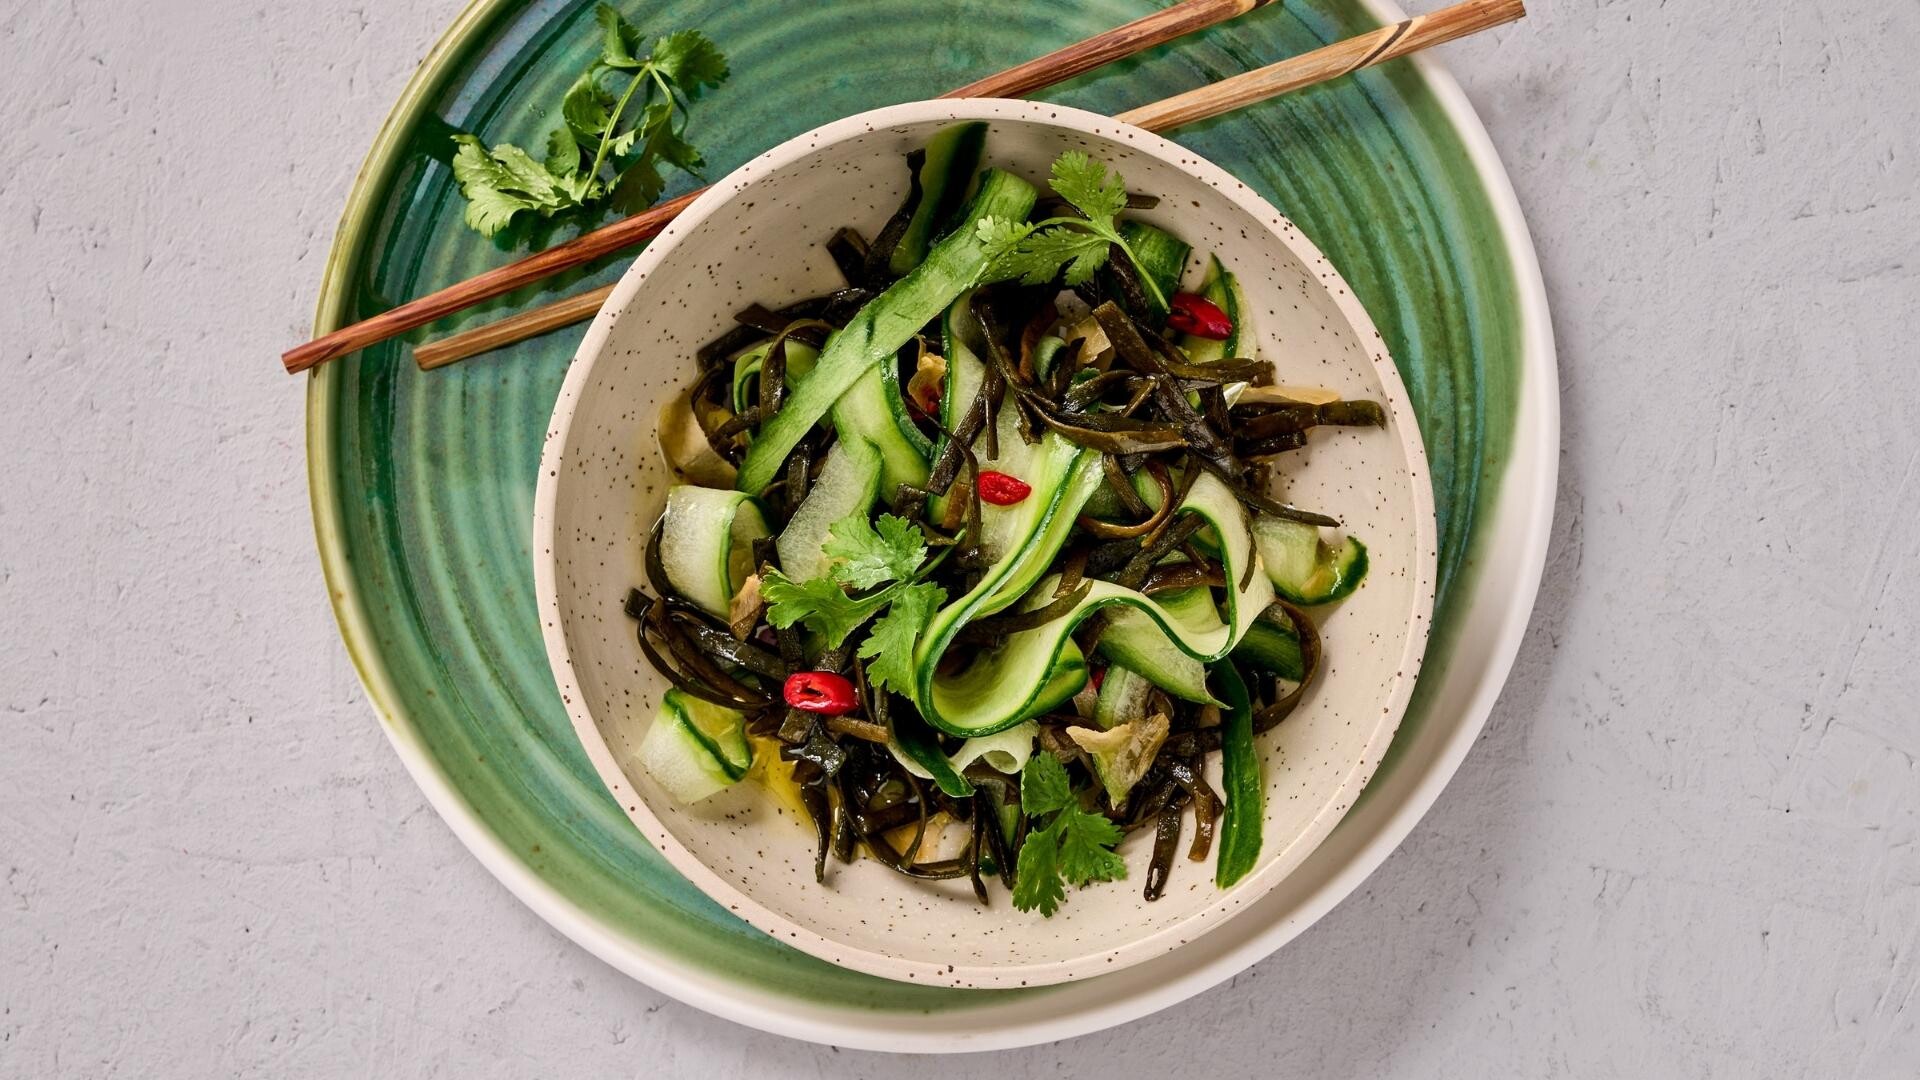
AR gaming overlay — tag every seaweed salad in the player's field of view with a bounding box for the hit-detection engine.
[629,123,1384,916]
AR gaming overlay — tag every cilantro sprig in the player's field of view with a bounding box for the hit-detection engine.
[860,581,944,695]
[450,5,728,237]
[758,572,894,650]
[1011,752,1128,916]
[976,151,1167,309]
[759,514,946,674]
[823,513,926,590]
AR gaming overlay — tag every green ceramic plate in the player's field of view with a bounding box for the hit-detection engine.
[305,0,1557,1051]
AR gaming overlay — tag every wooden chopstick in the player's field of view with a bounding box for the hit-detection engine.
[413,283,618,369]
[1117,0,1522,131]
[284,0,1278,375]
[936,0,1278,100]
[402,0,1523,372]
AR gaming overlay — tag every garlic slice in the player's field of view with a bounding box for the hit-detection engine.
[1067,712,1170,804]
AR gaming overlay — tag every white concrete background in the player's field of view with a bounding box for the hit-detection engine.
[3,0,1915,1074]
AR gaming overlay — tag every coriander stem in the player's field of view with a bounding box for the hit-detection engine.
[1114,237,1170,310]
[1023,217,1170,310]
[648,66,679,113]
[589,63,652,183]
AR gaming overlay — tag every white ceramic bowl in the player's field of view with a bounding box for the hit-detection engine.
[534,98,1436,989]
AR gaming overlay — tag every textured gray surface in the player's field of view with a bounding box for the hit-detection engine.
[3,0,1916,1075]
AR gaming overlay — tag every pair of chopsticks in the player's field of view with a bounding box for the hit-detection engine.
[289,0,1524,375]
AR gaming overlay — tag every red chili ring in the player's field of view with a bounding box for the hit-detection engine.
[784,670,857,715]
[1167,292,1232,340]
[977,470,1032,506]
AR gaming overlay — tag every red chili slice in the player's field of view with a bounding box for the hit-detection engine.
[784,671,857,715]
[1167,292,1232,340]
[976,470,1032,506]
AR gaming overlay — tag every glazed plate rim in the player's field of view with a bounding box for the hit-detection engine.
[303,0,1558,1052]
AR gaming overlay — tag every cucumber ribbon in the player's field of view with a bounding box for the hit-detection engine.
[910,457,1274,737]
[658,486,768,619]
[735,169,1038,493]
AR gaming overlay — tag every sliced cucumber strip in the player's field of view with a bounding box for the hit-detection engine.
[776,437,882,582]
[933,340,1090,598]
[889,719,1036,798]
[889,715,972,796]
[978,411,1088,599]
[1212,661,1262,887]
[1232,615,1307,681]
[659,486,769,618]
[890,121,989,275]
[950,722,1037,776]
[939,289,989,431]
[636,689,753,804]
[1252,515,1368,605]
[1079,479,1125,522]
[730,350,757,414]
[1030,335,1067,381]
[1096,586,1222,704]
[832,362,930,492]
[928,291,989,524]
[737,168,1038,493]
[908,431,1100,735]
[913,470,1274,736]
[731,339,819,414]
[932,296,1094,610]
[1093,665,1154,730]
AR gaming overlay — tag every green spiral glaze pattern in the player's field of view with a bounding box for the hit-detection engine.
[307,0,1519,1009]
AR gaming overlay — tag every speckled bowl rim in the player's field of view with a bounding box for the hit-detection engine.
[532,96,1439,989]
[303,0,1561,1050]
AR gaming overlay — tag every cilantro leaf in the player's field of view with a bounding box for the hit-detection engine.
[975,215,1031,259]
[605,108,648,160]
[450,135,570,237]
[606,101,678,212]
[1011,753,1128,915]
[1059,238,1113,287]
[543,127,602,203]
[450,10,728,238]
[561,68,615,143]
[1011,828,1066,916]
[651,29,730,92]
[1049,150,1128,228]
[977,218,1037,280]
[859,581,945,694]
[544,125,581,180]
[1019,751,1074,818]
[456,186,540,238]
[486,143,566,201]
[1009,226,1110,287]
[1053,807,1128,886]
[608,157,665,214]
[975,151,1166,309]
[825,513,926,589]
[650,121,704,171]
[596,3,646,69]
[759,570,891,649]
